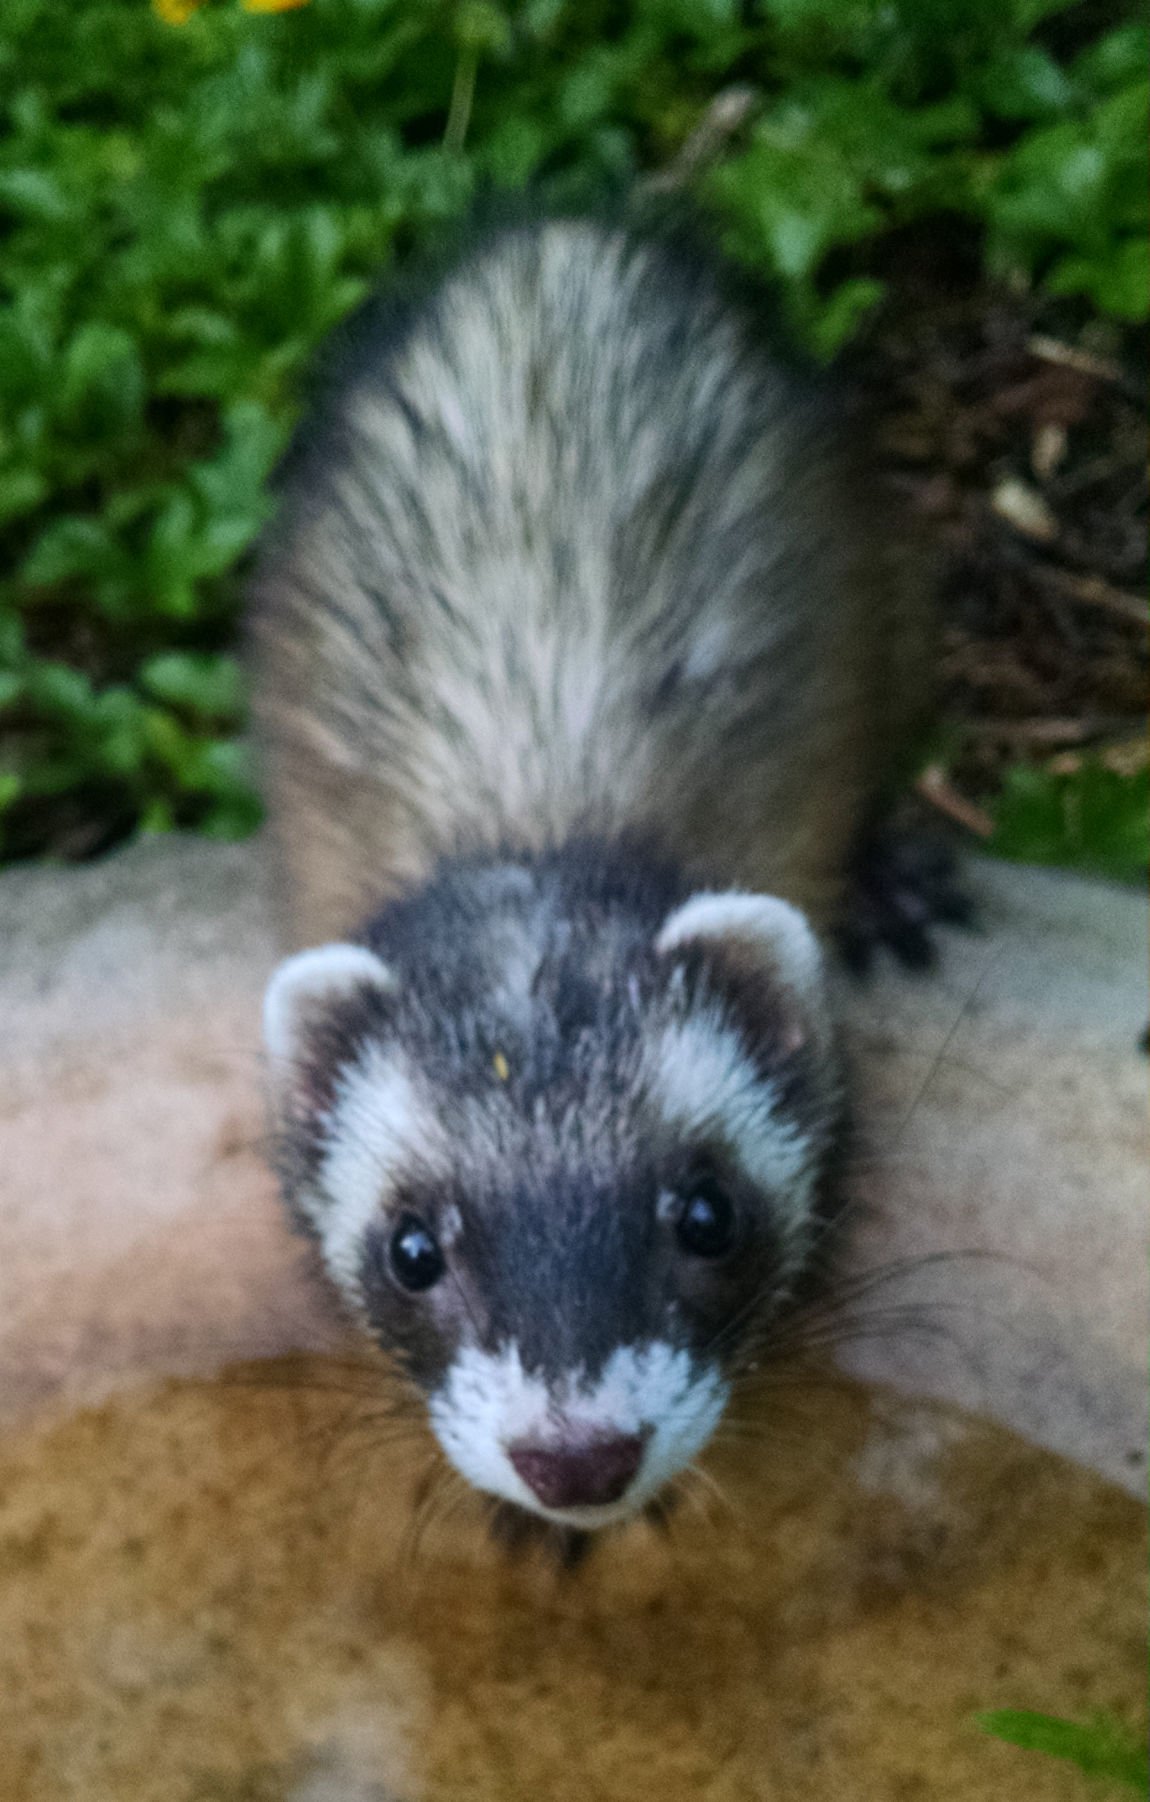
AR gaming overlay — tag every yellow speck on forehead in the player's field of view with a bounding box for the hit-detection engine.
[492,1051,510,1083]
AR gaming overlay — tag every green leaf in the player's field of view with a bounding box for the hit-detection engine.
[480,115,547,186]
[199,787,264,839]
[453,1,512,55]
[807,276,885,358]
[143,494,201,617]
[20,517,123,588]
[25,662,97,722]
[139,797,176,835]
[0,612,25,669]
[989,762,1149,882]
[142,707,201,784]
[58,322,146,439]
[1073,23,1150,96]
[559,56,617,128]
[140,652,244,721]
[0,169,75,224]
[978,1710,1148,1789]
[89,685,150,777]
[1047,235,1150,321]
[977,45,1076,120]
[0,467,48,524]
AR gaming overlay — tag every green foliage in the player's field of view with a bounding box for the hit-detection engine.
[983,24,1150,318]
[988,760,1149,881]
[708,2,1148,351]
[0,0,1145,857]
[979,1709,1148,1791]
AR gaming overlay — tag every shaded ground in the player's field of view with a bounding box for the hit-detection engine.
[863,257,1146,843]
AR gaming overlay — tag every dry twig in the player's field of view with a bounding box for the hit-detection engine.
[915,765,994,838]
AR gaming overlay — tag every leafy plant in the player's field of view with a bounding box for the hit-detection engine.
[0,0,1145,859]
[988,760,1149,881]
[708,3,1148,352]
[979,1708,1148,1791]
[983,22,1149,318]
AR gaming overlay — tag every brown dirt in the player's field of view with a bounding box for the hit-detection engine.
[862,273,1147,827]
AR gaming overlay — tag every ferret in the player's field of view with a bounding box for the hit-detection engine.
[249,217,954,1537]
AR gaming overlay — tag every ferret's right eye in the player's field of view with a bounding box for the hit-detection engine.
[673,1176,736,1259]
[389,1213,446,1292]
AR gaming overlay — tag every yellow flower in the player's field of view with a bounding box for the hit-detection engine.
[152,0,311,20]
[152,0,203,22]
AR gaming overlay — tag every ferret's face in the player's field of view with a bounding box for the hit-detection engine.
[264,874,841,1531]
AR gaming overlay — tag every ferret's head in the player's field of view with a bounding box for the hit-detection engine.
[263,852,843,1531]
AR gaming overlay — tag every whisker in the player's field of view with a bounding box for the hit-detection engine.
[683,1460,742,1527]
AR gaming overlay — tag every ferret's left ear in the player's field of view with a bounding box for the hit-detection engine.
[655,892,827,1047]
[263,943,395,1075]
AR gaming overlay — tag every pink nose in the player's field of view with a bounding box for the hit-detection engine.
[507,1431,647,1510]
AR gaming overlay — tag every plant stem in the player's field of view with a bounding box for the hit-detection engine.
[444,48,478,156]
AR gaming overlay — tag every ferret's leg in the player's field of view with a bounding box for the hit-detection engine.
[837,820,975,973]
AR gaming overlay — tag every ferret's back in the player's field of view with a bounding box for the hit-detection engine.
[250,220,926,945]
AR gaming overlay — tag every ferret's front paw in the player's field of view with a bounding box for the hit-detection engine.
[839,826,975,974]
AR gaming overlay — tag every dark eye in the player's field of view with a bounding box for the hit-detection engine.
[674,1177,736,1259]
[389,1213,446,1292]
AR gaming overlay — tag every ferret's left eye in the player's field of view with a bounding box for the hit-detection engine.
[389,1213,446,1292]
[673,1177,736,1259]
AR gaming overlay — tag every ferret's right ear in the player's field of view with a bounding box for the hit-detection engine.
[655,891,829,1063]
[655,893,824,1008]
[262,944,395,1076]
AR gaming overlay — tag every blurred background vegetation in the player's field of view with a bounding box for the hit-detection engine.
[0,0,1145,869]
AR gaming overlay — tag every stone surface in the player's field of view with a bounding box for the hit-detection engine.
[0,837,336,1423]
[0,833,1144,1801]
[0,1366,1141,1802]
[837,855,1148,1494]
[0,834,1144,1486]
